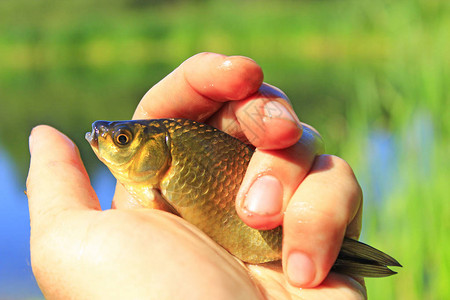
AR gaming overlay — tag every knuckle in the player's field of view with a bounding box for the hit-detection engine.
[321,155,362,199]
[329,155,353,176]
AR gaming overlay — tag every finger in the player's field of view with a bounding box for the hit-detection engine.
[133,52,263,121]
[27,125,100,226]
[207,83,302,149]
[282,155,363,288]
[235,125,324,229]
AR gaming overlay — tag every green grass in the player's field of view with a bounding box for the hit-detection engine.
[1,0,449,298]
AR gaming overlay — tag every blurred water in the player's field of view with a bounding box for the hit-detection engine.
[366,129,399,205]
[0,147,115,299]
[361,111,435,207]
[0,148,41,299]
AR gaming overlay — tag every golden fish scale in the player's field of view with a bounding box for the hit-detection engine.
[158,119,282,263]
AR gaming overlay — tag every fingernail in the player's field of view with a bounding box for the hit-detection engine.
[263,101,299,123]
[244,175,283,215]
[287,251,316,287]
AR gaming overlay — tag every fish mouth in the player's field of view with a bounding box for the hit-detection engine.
[85,130,97,148]
[86,120,111,150]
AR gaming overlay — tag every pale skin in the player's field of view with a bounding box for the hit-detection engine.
[27,53,366,299]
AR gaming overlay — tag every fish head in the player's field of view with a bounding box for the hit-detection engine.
[85,120,171,188]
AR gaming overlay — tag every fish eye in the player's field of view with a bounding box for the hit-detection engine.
[113,129,132,146]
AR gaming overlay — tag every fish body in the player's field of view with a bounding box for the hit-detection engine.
[86,118,401,276]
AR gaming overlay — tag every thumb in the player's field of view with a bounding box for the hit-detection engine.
[27,125,100,227]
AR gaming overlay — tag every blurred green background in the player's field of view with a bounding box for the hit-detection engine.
[0,0,449,299]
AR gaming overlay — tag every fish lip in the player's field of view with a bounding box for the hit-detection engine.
[86,120,110,149]
[85,123,99,149]
[85,130,98,148]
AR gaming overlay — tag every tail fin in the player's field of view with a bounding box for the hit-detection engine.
[332,237,402,277]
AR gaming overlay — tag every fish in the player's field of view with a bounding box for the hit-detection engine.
[86,118,401,277]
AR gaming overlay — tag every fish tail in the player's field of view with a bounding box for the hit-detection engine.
[331,237,402,278]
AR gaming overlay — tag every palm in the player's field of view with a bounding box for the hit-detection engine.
[71,206,364,300]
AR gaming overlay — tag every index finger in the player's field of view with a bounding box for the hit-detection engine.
[133,52,264,121]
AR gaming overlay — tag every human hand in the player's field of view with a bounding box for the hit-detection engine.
[27,52,366,299]
[112,52,366,298]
